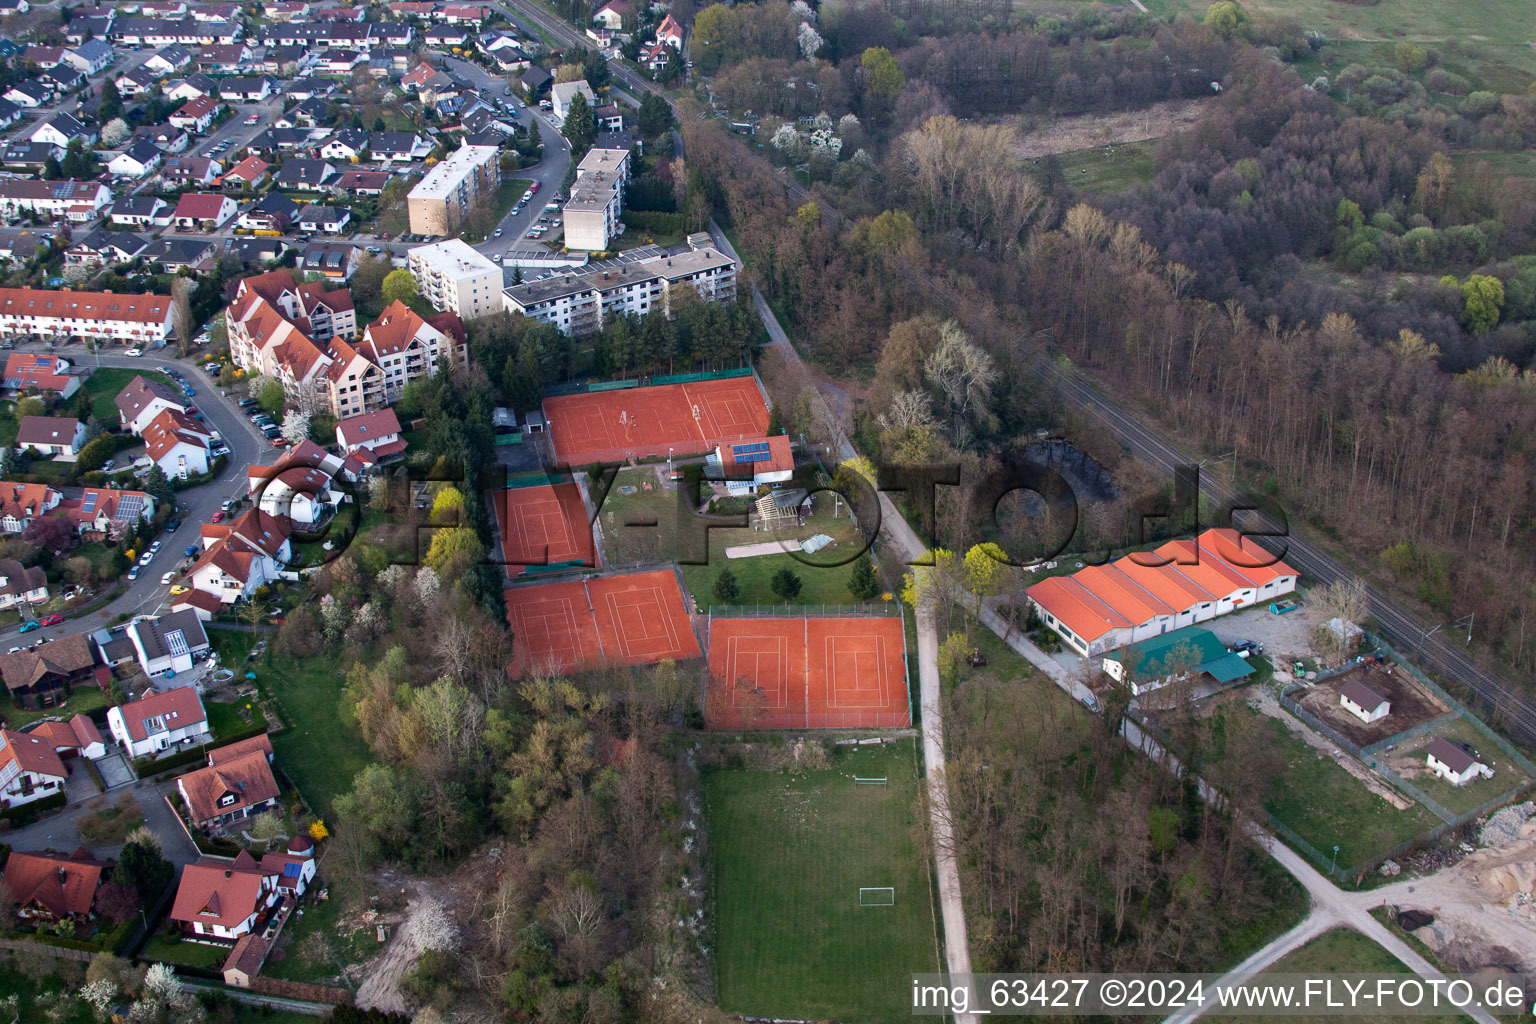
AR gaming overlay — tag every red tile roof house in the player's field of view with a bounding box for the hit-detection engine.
[28,714,107,759]
[246,440,345,524]
[188,508,293,605]
[2,849,110,924]
[170,854,279,941]
[219,155,271,189]
[172,192,237,231]
[3,352,79,399]
[115,374,189,434]
[0,727,70,807]
[106,686,210,760]
[15,415,85,459]
[168,95,222,133]
[707,434,794,494]
[177,745,279,830]
[335,407,405,466]
[143,407,213,479]
[0,557,48,612]
[58,487,157,540]
[0,480,62,534]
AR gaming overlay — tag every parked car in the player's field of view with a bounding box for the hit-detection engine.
[167,517,181,531]
[170,584,190,595]
[17,620,40,633]
[39,614,63,626]
[127,566,139,580]
[125,347,143,357]
[149,540,162,552]
[160,571,176,585]
[272,437,290,447]
[138,551,153,567]
[102,458,116,471]
[494,228,502,237]
[211,511,224,523]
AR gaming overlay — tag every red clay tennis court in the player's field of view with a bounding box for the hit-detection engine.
[705,615,912,729]
[494,483,595,572]
[505,569,702,678]
[543,377,771,465]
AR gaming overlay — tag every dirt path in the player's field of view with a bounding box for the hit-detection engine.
[354,880,452,1013]
[1011,98,1213,159]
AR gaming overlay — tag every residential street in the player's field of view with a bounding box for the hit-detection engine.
[0,343,278,643]
[2,774,199,869]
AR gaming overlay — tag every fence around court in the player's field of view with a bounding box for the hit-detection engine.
[707,602,903,619]
[505,471,571,490]
[543,366,753,397]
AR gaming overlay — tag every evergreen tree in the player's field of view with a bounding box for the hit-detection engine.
[42,154,62,180]
[97,79,122,121]
[713,567,740,603]
[561,91,596,151]
[771,567,803,602]
[638,93,673,139]
[848,554,881,600]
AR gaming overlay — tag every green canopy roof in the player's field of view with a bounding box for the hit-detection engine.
[1109,626,1254,684]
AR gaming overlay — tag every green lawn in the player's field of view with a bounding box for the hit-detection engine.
[0,685,111,729]
[682,551,866,613]
[205,697,268,740]
[1212,928,1475,1023]
[82,367,179,423]
[260,883,376,986]
[1215,702,1441,872]
[1163,0,1536,57]
[1388,716,1531,817]
[705,740,939,1023]
[209,630,372,819]
[0,399,17,446]
[1030,138,1158,195]
[141,933,231,966]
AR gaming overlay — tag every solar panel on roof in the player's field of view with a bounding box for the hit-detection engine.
[113,494,145,522]
[282,863,303,877]
[80,493,97,516]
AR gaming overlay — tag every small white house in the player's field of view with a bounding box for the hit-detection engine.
[0,728,69,807]
[1338,678,1390,725]
[126,609,210,678]
[1425,736,1492,787]
[106,686,210,759]
[15,416,86,459]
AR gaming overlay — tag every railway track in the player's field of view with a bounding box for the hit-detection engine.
[512,12,1536,746]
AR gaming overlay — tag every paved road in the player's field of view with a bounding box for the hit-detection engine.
[0,343,276,643]
[3,775,199,868]
[435,53,574,259]
[727,235,979,1022]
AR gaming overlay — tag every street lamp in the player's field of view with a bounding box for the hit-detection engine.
[1331,845,1340,875]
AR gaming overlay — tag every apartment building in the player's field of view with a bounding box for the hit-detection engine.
[406,143,500,236]
[562,147,630,252]
[502,235,736,336]
[407,238,503,321]
[0,288,172,346]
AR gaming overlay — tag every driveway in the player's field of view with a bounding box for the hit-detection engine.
[2,776,198,868]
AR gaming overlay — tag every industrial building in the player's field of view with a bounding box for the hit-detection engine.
[1026,527,1299,658]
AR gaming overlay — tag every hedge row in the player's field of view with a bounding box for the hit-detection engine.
[132,724,269,778]
[0,792,66,826]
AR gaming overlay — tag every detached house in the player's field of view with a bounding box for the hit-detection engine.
[177,741,279,829]
[296,204,350,234]
[237,192,301,234]
[172,192,237,230]
[143,408,213,479]
[61,487,156,539]
[107,139,165,179]
[0,481,62,534]
[246,441,345,524]
[116,374,189,433]
[336,407,404,465]
[2,850,108,924]
[220,155,271,189]
[0,557,48,612]
[164,156,223,188]
[16,415,86,459]
[107,686,210,759]
[127,609,211,678]
[188,508,293,604]
[108,195,173,228]
[0,729,69,806]
[4,353,79,399]
[1426,736,1493,787]
[276,159,338,191]
[169,95,221,133]
[170,855,277,940]
[29,112,98,150]
[0,632,95,709]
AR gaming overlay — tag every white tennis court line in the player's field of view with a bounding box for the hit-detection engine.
[726,633,791,709]
[515,597,588,667]
[601,585,682,659]
[823,634,890,709]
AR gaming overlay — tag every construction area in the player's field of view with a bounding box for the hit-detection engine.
[1296,660,1451,749]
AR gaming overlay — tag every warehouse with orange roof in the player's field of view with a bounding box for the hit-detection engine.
[1026,527,1298,657]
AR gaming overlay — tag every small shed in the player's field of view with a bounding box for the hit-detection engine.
[1425,736,1491,787]
[1339,677,1390,725]
[524,410,547,434]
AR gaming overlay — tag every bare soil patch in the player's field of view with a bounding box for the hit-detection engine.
[1297,663,1449,748]
[1008,98,1214,159]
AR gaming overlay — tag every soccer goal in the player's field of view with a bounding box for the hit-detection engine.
[858,887,896,907]
[853,776,888,785]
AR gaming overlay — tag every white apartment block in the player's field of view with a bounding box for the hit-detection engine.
[562,147,630,252]
[407,143,500,236]
[503,236,736,336]
[0,288,173,346]
[407,238,504,321]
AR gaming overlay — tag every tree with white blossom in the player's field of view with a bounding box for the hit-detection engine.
[281,410,310,445]
[798,20,823,59]
[414,565,441,603]
[791,0,815,19]
[102,118,131,147]
[772,123,805,161]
